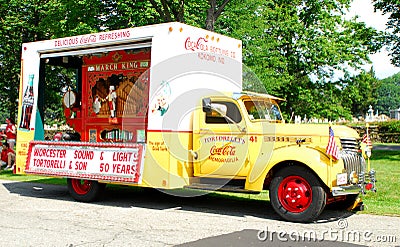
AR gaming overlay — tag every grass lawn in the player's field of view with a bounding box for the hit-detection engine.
[0,171,66,185]
[0,148,399,217]
[360,149,400,216]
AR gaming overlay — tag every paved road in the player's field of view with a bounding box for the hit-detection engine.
[0,179,399,247]
[373,144,400,151]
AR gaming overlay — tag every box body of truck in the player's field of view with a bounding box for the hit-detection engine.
[16,22,375,222]
[17,22,241,184]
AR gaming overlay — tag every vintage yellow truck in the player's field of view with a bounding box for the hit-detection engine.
[16,22,375,222]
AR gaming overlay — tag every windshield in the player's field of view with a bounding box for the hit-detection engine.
[244,100,283,122]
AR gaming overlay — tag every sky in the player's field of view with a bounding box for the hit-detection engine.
[348,0,400,79]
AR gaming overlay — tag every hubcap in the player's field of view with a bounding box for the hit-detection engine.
[71,179,92,195]
[278,176,312,213]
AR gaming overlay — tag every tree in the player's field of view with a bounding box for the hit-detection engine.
[373,0,400,66]
[0,0,387,124]
[0,0,209,126]
[113,0,218,30]
[113,0,182,28]
[149,0,185,22]
[0,0,109,124]
[215,0,383,119]
[0,0,35,120]
[375,72,400,115]
[205,0,231,31]
[38,0,110,38]
[341,69,380,118]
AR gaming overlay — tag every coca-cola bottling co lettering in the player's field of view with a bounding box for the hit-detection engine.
[185,37,209,52]
[184,37,236,59]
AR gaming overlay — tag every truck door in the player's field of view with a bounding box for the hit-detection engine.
[193,98,249,177]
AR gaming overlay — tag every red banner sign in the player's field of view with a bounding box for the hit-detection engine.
[25,141,145,183]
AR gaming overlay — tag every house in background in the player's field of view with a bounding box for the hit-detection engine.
[390,108,400,120]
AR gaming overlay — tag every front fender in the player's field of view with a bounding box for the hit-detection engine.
[245,145,344,191]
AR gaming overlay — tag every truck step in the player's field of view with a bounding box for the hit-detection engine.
[184,183,259,194]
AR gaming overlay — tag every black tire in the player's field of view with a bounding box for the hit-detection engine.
[269,165,327,222]
[67,178,105,202]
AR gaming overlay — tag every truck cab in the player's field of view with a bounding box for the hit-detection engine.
[189,92,375,222]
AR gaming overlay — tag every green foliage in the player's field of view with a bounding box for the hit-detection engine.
[39,0,109,38]
[0,0,106,125]
[0,0,30,120]
[0,0,395,125]
[375,72,400,115]
[377,120,400,133]
[373,0,400,66]
[215,0,383,120]
[112,0,207,30]
[111,1,163,28]
[41,66,77,126]
[341,69,381,117]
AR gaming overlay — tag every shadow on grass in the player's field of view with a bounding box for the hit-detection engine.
[369,149,400,162]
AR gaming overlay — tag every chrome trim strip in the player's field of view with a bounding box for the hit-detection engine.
[332,185,360,196]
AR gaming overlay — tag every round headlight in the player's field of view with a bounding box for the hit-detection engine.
[365,146,371,158]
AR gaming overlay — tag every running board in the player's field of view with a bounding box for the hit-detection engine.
[184,183,259,194]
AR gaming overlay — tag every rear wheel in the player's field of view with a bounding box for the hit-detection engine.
[67,178,105,202]
[269,165,326,222]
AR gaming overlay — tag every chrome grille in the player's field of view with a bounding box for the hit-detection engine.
[341,150,366,180]
[340,138,359,153]
[340,137,366,182]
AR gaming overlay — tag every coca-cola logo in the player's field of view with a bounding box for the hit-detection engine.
[185,37,208,52]
[210,145,236,156]
[80,35,97,45]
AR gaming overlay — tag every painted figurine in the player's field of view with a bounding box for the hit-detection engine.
[103,85,117,118]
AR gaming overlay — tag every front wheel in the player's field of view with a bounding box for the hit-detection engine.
[269,165,327,222]
[67,178,105,202]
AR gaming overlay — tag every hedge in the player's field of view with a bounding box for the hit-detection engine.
[349,120,400,143]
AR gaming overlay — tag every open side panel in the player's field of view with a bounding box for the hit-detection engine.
[39,44,152,144]
[70,47,151,143]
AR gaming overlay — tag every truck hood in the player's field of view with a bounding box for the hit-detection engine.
[273,124,359,139]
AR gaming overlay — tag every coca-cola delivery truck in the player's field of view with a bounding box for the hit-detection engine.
[16,22,376,222]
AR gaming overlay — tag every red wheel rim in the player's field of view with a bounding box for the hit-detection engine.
[277,175,312,213]
[71,179,92,195]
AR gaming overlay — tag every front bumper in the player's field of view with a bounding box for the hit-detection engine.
[330,137,377,197]
[332,169,377,196]
[332,185,360,196]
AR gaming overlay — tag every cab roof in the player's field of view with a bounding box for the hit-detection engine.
[232,91,285,102]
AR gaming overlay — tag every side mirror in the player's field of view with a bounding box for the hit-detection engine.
[202,98,212,112]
